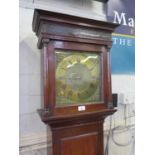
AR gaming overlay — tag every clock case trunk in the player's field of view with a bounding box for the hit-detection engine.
[32,9,119,155]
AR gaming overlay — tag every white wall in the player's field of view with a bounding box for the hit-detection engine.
[19,3,135,155]
[104,75,135,155]
[20,0,107,21]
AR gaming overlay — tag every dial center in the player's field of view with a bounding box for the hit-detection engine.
[66,63,91,91]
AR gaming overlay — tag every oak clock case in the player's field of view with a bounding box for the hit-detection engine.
[32,9,119,155]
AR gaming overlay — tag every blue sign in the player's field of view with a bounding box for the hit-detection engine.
[106,0,135,74]
[111,34,135,74]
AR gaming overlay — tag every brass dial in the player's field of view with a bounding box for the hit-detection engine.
[56,50,101,105]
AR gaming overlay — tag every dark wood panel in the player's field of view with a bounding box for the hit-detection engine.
[33,9,119,35]
[61,133,98,155]
[103,47,113,108]
[42,39,50,109]
[40,22,112,40]
[103,47,108,107]
[38,108,117,128]
[52,121,104,155]
[53,40,104,52]
[106,49,113,108]
[38,33,113,49]
[54,103,106,116]
[47,41,56,113]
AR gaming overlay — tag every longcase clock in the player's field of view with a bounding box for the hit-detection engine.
[32,9,119,155]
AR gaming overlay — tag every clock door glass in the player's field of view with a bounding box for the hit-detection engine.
[55,50,103,106]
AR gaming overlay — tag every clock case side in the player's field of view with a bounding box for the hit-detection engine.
[32,9,119,118]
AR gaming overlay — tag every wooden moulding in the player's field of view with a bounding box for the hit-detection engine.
[32,9,119,49]
[38,108,117,128]
[32,9,119,35]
